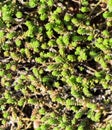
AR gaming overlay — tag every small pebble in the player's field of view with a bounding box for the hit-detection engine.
[33,119,41,129]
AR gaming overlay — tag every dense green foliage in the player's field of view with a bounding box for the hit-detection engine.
[0,0,112,129]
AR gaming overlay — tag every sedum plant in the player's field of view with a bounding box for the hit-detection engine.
[0,0,112,130]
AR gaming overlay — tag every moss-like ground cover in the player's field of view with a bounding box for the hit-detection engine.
[0,0,112,130]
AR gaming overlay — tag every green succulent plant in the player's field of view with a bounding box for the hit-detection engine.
[0,0,111,129]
